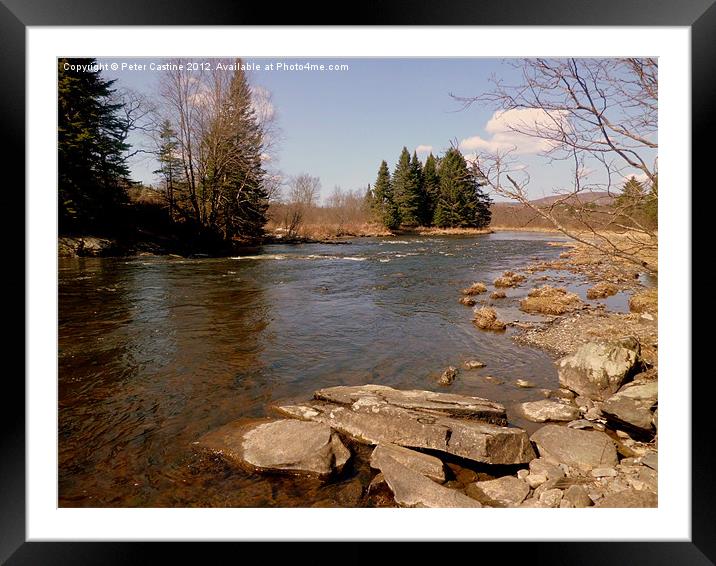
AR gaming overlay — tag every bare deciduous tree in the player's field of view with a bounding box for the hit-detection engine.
[453,58,658,273]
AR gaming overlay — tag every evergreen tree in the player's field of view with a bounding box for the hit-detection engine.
[372,160,400,230]
[410,151,427,225]
[421,153,440,225]
[392,147,422,226]
[58,58,131,233]
[217,62,269,240]
[153,119,184,219]
[433,148,492,228]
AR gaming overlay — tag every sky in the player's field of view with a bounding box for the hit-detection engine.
[97,57,651,203]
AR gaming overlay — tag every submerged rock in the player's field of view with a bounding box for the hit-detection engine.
[195,418,350,478]
[518,400,580,423]
[276,386,535,465]
[371,452,481,508]
[530,424,618,471]
[438,366,459,386]
[515,379,536,388]
[370,443,446,483]
[557,337,642,400]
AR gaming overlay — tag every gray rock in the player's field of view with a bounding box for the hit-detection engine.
[530,424,618,471]
[591,467,618,478]
[464,360,486,369]
[518,400,581,423]
[564,485,593,507]
[277,398,536,465]
[372,452,481,508]
[539,488,564,508]
[641,452,658,471]
[529,457,566,481]
[314,384,507,424]
[196,418,350,478]
[466,476,530,507]
[370,443,445,483]
[602,381,657,434]
[557,337,642,400]
[595,489,657,508]
[438,366,459,386]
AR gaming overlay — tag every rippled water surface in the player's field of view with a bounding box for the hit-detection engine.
[60,232,580,507]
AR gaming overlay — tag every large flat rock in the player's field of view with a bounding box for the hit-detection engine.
[371,451,481,508]
[530,424,617,471]
[314,385,507,425]
[558,338,642,401]
[276,399,535,465]
[595,489,657,508]
[370,443,445,483]
[466,476,530,507]
[196,418,350,478]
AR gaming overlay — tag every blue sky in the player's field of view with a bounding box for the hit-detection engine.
[98,58,648,202]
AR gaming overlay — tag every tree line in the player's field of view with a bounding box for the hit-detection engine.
[58,57,270,244]
[366,147,493,230]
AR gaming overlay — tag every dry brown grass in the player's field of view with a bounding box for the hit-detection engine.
[629,288,658,315]
[519,285,583,315]
[461,282,488,296]
[493,271,527,288]
[473,306,507,331]
[586,281,619,299]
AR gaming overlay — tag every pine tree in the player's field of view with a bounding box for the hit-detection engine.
[392,147,422,226]
[58,58,131,233]
[410,151,427,225]
[372,160,400,230]
[422,153,440,225]
[217,61,269,240]
[153,119,183,219]
[433,148,492,228]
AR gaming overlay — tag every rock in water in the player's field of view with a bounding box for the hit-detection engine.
[438,366,459,386]
[314,385,507,424]
[466,476,530,507]
[602,380,657,435]
[557,337,642,400]
[464,360,486,369]
[370,443,446,483]
[276,386,535,465]
[518,400,580,423]
[371,452,481,508]
[530,424,617,471]
[196,418,350,478]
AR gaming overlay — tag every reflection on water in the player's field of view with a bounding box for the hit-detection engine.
[59,232,576,507]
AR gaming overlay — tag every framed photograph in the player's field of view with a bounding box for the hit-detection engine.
[9,0,709,562]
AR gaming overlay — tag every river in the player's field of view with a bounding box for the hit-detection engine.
[58,231,623,507]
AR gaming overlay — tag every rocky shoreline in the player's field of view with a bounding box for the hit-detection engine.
[187,233,658,508]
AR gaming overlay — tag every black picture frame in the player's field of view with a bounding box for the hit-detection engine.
[8,0,709,562]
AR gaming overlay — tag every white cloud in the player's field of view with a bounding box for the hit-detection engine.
[460,108,568,155]
[415,144,433,155]
[251,86,275,123]
[620,171,650,185]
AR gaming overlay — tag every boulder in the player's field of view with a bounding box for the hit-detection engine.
[557,337,643,400]
[438,366,459,386]
[276,394,535,466]
[595,489,657,508]
[196,418,350,478]
[538,488,564,508]
[370,443,445,483]
[518,400,580,423]
[530,424,618,471]
[602,381,657,434]
[371,452,481,508]
[529,458,565,481]
[466,476,530,507]
[314,385,507,423]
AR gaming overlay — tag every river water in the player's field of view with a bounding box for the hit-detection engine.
[59,231,611,507]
